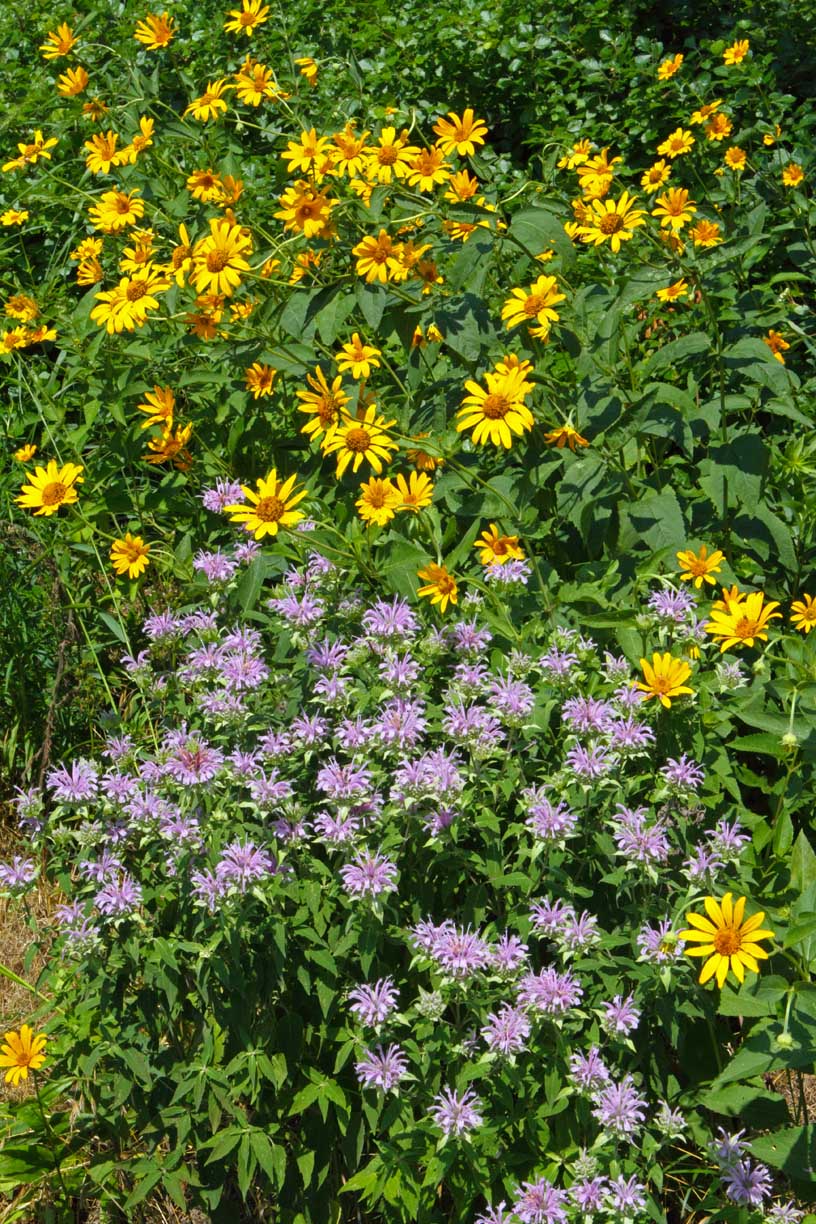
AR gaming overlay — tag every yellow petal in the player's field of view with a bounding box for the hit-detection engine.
[684,912,717,934]
[716,956,730,987]
[704,896,724,928]
[730,955,745,984]
[721,893,733,925]
[699,954,720,983]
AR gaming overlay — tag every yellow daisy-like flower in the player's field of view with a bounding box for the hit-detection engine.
[652,187,696,231]
[0,1026,47,1086]
[705,113,733,142]
[782,163,804,188]
[275,181,336,238]
[657,128,695,159]
[690,100,722,125]
[406,146,452,192]
[577,147,622,198]
[89,188,144,234]
[13,444,37,462]
[16,459,83,516]
[224,469,307,539]
[84,130,124,174]
[281,127,331,175]
[711,584,744,613]
[184,79,231,122]
[724,146,747,172]
[336,333,381,381]
[679,893,773,987]
[321,406,398,478]
[578,191,646,252]
[40,23,76,59]
[364,127,419,185]
[134,12,176,49]
[190,218,252,297]
[557,140,592,170]
[296,366,349,443]
[2,130,58,173]
[417,563,458,614]
[705,590,782,652]
[689,219,722,247]
[90,265,169,333]
[763,330,789,364]
[352,231,407,284]
[406,434,443,472]
[329,123,371,177]
[57,66,89,96]
[5,294,39,322]
[763,124,782,146]
[501,274,565,337]
[186,169,223,202]
[294,57,319,87]
[543,424,589,450]
[110,533,151,579]
[791,594,816,634]
[136,385,174,430]
[640,160,671,194]
[433,108,488,157]
[233,57,285,106]
[245,362,277,398]
[1,209,29,226]
[676,544,724,588]
[356,476,400,527]
[636,652,694,708]
[657,53,683,80]
[723,39,750,66]
[224,0,270,35]
[474,523,525,566]
[656,278,689,302]
[394,471,434,512]
[457,362,534,449]
[144,422,192,469]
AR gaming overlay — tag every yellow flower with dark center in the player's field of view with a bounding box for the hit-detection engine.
[444,169,480,201]
[782,163,804,188]
[1,209,29,226]
[640,160,671,194]
[406,434,443,471]
[134,12,176,48]
[656,279,689,303]
[90,266,168,333]
[711,584,744,612]
[224,0,270,35]
[724,146,747,172]
[406,147,452,192]
[297,366,349,443]
[394,471,433,512]
[356,476,400,527]
[224,469,307,538]
[577,147,622,197]
[0,1026,47,1086]
[17,459,83,516]
[294,57,318,87]
[414,258,443,293]
[190,218,252,297]
[352,231,407,284]
[77,257,104,286]
[5,294,39,322]
[40,23,76,59]
[118,117,155,165]
[275,181,336,238]
[245,362,276,398]
[723,39,750,65]
[336,333,381,380]
[88,188,144,233]
[657,128,695,159]
[457,362,534,449]
[111,533,151,579]
[322,406,398,478]
[689,219,722,247]
[657,53,683,80]
[543,424,589,450]
[144,422,192,468]
[13,444,37,462]
[3,130,58,173]
[474,523,524,566]
[136,385,174,430]
[329,123,371,177]
[557,139,592,170]
[763,330,789,364]
[433,109,488,157]
[84,130,124,174]
[83,97,108,122]
[184,80,231,123]
[57,66,89,96]
[233,57,283,105]
[705,590,782,651]
[186,169,223,201]
[690,100,722,125]
[705,113,733,142]
[791,594,816,634]
[652,187,696,231]
[501,274,565,336]
[281,128,331,175]
[676,544,724,588]
[119,228,155,273]
[365,127,419,184]
[679,893,773,987]
[636,652,694,708]
[417,563,458,613]
[578,190,646,252]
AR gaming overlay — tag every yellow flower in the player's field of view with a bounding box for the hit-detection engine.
[0,1026,47,1086]
[676,544,724,588]
[577,190,646,252]
[144,423,192,468]
[782,163,804,188]
[281,128,331,175]
[724,146,747,172]
[652,187,696,231]
[119,227,155,273]
[321,405,398,478]
[657,128,695,159]
[190,218,252,297]
[82,97,108,122]
[1,208,29,226]
[185,79,231,122]
[365,127,419,185]
[406,147,452,192]
[352,231,407,284]
[577,147,622,197]
[394,471,434,511]
[791,594,816,634]
[474,523,524,566]
[763,124,782,146]
[640,160,671,194]
[111,533,151,579]
[57,66,89,96]
[16,459,83,516]
[136,385,174,430]
[763,330,790,364]
[90,266,168,333]
[77,256,103,285]
[5,294,39,322]
[134,12,176,48]
[297,366,349,443]
[543,423,589,450]
[417,563,458,613]
[501,274,565,337]
[557,139,592,170]
[84,130,125,174]
[406,434,443,472]
[275,181,336,238]
[711,584,744,612]
[688,219,722,247]
[656,279,689,303]
[636,652,694,708]
[118,116,155,165]
[245,362,277,398]
[224,0,269,35]
[39,23,76,59]
[690,100,722,125]
[233,57,284,105]
[329,123,371,177]
[89,188,144,233]
[433,108,488,157]
[224,469,308,538]
[186,169,223,202]
[3,130,58,173]
[337,333,381,380]
[705,590,782,651]
[294,56,319,87]
[705,113,733,142]
[457,361,534,449]
[723,39,750,66]
[444,168,481,200]
[356,476,400,527]
[679,893,773,987]
[13,444,37,462]
[657,53,683,80]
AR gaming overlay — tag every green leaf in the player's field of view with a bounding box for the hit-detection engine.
[354,281,386,330]
[639,331,710,379]
[792,832,816,893]
[748,1126,816,1180]
[784,915,816,949]
[249,1131,286,1189]
[618,488,686,554]
[508,204,574,266]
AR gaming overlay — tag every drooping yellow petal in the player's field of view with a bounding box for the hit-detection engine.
[699,954,720,983]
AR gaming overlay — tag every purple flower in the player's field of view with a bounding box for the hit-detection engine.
[647,586,697,622]
[655,1100,686,1138]
[512,1177,569,1224]
[637,920,681,963]
[0,856,38,891]
[249,770,294,806]
[612,806,670,866]
[603,652,630,678]
[711,1127,748,1167]
[516,967,583,1015]
[568,1046,611,1093]
[564,742,613,779]
[348,978,399,1027]
[379,653,420,689]
[492,932,529,973]
[570,1177,608,1213]
[481,1004,530,1056]
[530,897,575,936]
[561,910,600,952]
[201,478,244,512]
[193,550,238,583]
[765,1202,805,1224]
[485,558,531,587]
[375,697,427,749]
[191,868,225,913]
[451,619,492,655]
[442,701,504,750]
[591,1075,647,1139]
[429,1086,483,1138]
[606,1174,647,1215]
[425,924,493,978]
[235,539,261,564]
[306,639,349,672]
[339,851,397,900]
[709,818,751,859]
[269,591,324,627]
[539,647,578,678]
[355,1043,408,1093]
[314,810,360,846]
[661,753,704,789]
[722,1159,772,1208]
[164,734,224,785]
[258,729,293,759]
[317,758,373,800]
[216,840,276,892]
[54,901,99,949]
[475,1204,514,1224]
[362,597,418,640]
[79,849,122,883]
[562,696,615,734]
[142,610,179,640]
[601,993,640,1036]
[451,660,489,693]
[606,716,655,752]
[47,759,98,803]
[103,734,133,761]
[219,649,269,691]
[95,874,143,917]
[683,845,725,880]
[489,676,535,723]
[290,713,329,746]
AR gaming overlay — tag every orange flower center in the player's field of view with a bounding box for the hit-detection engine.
[377,146,399,166]
[599,213,625,234]
[207,250,231,272]
[714,927,741,956]
[173,245,192,268]
[41,481,67,506]
[523,295,545,317]
[481,393,510,420]
[345,427,372,453]
[255,495,285,522]
[366,486,388,508]
[126,280,148,301]
[115,197,134,214]
[733,616,761,639]
[437,574,456,595]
